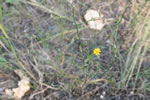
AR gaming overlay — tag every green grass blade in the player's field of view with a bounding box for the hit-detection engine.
[0,0,2,23]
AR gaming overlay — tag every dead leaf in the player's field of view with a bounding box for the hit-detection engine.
[5,69,31,99]
[5,89,13,96]
[84,9,105,30]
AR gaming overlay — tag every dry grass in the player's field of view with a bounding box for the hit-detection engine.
[0,0,150,99]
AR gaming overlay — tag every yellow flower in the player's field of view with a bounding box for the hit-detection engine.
[93,48,101,56]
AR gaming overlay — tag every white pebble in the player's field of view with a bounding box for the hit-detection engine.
[130,91,134,94]
[102,91,106,95]
[100,95,104,99]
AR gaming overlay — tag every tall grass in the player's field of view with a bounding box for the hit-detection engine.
[120,1,150,92]
[0,0,2,23]
[0,0,37,81]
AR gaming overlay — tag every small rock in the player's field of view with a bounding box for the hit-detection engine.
[130,91,134,94]
[102,91,106,95]
[100,95,104,99]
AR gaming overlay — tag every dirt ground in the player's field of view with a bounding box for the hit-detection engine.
[0,0,150,100]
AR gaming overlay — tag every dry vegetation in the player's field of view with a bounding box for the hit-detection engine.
[0,0,150,100]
